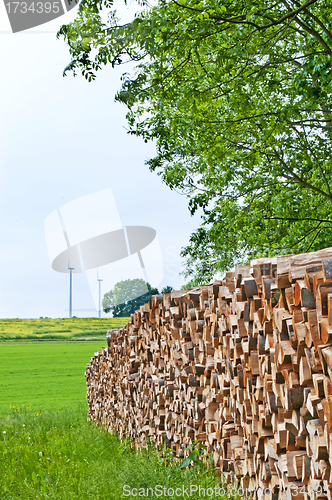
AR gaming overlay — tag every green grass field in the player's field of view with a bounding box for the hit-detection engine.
[0,317,129,342]
[0,335,230,499]
[0,342,106,412]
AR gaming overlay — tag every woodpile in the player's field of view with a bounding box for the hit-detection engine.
[86,247,332,499]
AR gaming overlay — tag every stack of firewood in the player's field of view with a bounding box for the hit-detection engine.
[85,247,332,499]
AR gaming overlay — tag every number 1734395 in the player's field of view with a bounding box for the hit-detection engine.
[5,1,60,14]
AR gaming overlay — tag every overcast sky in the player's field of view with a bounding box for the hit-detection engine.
[0,1,202,318]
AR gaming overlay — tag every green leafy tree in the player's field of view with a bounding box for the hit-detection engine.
[102,278,159,316]
[161,285,174,294]
[59,0,332,284]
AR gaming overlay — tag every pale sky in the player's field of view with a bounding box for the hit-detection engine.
[0,1,202,318]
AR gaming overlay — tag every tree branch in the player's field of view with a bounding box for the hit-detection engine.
[279,0,332,55]
[271,148,332,202]
[292,0,332,43]
[294,121,332,197]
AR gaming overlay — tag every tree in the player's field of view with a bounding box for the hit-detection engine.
[59,1,332,284]
[161,285,174,294]
[102,278,159,316]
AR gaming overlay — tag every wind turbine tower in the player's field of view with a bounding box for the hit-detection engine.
[97,275,103,319]
[68,267,74,318]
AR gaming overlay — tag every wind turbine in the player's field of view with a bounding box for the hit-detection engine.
[97,269,103,319]
[68,266,74,318]
[67,241,75,318]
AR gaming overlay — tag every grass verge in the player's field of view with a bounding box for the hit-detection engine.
[0,406,230,500]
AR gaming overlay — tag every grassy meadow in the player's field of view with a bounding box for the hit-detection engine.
[0,342,106,412]
[0,317,129,342]
[0,322,230,499]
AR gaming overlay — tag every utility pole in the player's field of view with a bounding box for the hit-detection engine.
[98,278,103,318]
[68,267,74,318]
